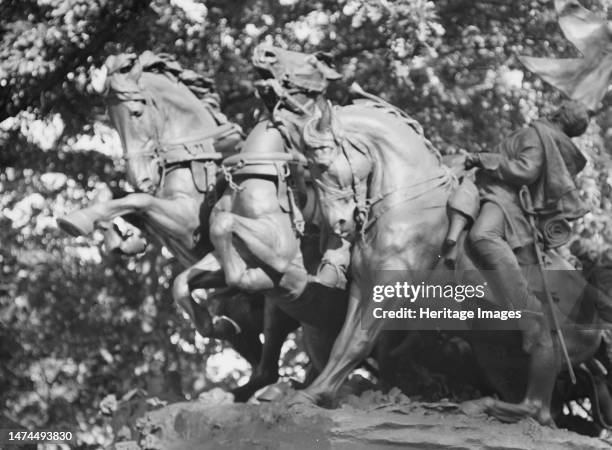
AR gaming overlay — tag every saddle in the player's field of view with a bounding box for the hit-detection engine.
[175,122,244,194]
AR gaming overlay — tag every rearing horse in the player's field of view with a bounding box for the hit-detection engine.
[198,50,353,383]
[58,52,299,401]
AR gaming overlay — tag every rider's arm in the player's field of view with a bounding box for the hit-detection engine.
[477,129,544,187]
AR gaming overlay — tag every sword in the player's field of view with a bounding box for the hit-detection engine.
[520,185,576,384]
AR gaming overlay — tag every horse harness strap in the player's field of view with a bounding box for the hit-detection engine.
[160,123,242,196]
[158,123,240,165]
[338,136,370,229]
[127,122,242,196]
[222,152,307,236]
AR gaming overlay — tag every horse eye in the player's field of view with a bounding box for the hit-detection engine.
[131,109,143,118]
[264,51,277,61]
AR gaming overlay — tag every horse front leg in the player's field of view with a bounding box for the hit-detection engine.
[58,194,157,237]
[210,211,301,292]
[172,252,228,338]
[292,282,385,407]
[59,193,199,240]
[210,212,274,291]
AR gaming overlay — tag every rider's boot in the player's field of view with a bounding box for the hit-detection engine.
[468,237,552,353]
[445,210,469,248]
[518,293,552,354]
[444,211,469,268]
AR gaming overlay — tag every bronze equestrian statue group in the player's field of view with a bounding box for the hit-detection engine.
[60,1,612,435]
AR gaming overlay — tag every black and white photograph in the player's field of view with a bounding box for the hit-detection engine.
[4,0,612,448]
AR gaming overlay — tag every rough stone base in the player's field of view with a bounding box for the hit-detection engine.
[111,388,612,450]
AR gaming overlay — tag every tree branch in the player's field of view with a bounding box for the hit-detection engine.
[0,0,151,121]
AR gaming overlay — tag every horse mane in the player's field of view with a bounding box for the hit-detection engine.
[348,100,441,161]
[103,51,228,124]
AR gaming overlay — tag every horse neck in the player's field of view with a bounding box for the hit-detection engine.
[144,73,219,144]
[344,109,443,194]
[160,102,218,145]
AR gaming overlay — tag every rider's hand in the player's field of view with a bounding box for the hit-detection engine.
[464,153,482,170]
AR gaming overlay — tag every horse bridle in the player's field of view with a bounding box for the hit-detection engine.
[112,87,232,195]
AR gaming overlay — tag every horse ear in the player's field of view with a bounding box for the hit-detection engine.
[314,52,342,80]
[314,51,334,65]
[91,65,108,94]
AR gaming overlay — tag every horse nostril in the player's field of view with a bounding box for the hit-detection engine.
[334,219,347,234]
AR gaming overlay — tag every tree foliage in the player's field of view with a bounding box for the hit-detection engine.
[3,0,612,446]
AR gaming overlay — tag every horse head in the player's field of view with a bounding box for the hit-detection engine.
[302,100,371,240]
[252,44,341,114]
[251,44,366,237]
[94,51,224,194]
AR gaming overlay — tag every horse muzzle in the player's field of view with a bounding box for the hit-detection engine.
[135,177,157,194]
[332,218,357,240]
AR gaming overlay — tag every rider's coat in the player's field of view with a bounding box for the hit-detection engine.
[476,119,588,249]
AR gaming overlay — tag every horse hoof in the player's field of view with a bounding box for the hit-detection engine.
[57,211,96,236]
[287,390,318,407]
[289,378,311,390]
[256,383,289,403]
[230,386,254,403]
[536,411,556,428]
[212,316,241,339]
[119,236,147,255]
[198,387,235,405]
[459,397,494,417]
